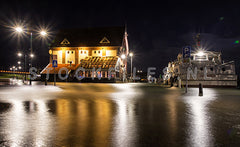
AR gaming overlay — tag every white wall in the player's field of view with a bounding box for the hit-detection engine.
[65,50,75,64]
[106,50,117,56]
[53,50,62,64]
[92,50,102,56]
[79,50,88,62]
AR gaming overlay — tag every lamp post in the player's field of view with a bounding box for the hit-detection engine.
[12,66,17,79]
[18,52,33,83]
[14,26,47,85]
[121,54,126,82]
[48,49,56,86]
[17,52,25,81]
[129,52,133,81]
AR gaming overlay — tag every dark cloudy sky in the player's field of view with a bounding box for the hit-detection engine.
[0,0,240,73]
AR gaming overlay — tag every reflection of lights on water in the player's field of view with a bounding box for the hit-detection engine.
[1,98,55,146]
[34,100,53,147]
[110,83,142,147]
[5,100,26,147]
[110,83,142,96]
[183,88,217,147]
[35,100,48,113]
[166,94,177,136]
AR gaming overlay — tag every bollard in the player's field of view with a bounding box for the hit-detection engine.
[45,78,47,86]
[199,83,203,96]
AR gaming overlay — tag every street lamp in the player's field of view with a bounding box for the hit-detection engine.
[40,30,47,36]
[14,26,48,85]
[121,54,127,82]
[17,52,27,81]
[30,53,34,58]
[18,52,22,57]
[129,52,133,81]
[197,51,204,56]
[15,27,23,33]
[121,54,126,59]
[12,66,17,78]
[48,49,56,86]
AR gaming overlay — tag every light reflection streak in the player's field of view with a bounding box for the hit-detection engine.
[34,100,55,147]
[110,83,143,147]
[1,99,55,147]
[93,99,113,146]
[182,88,217,147]
[4,100,26,147]
[165,89,178,142]
[55,99,71,143]
[76,99,89,144]
[0,86,60,146]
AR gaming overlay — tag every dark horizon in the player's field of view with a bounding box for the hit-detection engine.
[0,0,240,74]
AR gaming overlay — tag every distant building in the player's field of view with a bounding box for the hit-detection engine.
[164,50,237,87]
[41,26,129,82]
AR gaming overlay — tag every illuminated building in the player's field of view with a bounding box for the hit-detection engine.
[164,50,237,87]
[164,34,237,87]
[41,27,129,82]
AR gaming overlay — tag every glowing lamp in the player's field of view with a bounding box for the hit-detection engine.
[30,54,34,58]
[49,50,52,55]
[197,51,204,56]
[40,31,47,36]
[121,54,126,59]
[15,27,23,33]
[18,52,22,57]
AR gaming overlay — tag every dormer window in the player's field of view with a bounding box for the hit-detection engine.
[99,37,110,44]
[60,38,70,45]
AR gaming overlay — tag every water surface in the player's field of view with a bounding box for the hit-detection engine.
[0,83,240,146]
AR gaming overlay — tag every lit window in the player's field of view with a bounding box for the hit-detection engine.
[81,51,83,54]
[84,51,86,54]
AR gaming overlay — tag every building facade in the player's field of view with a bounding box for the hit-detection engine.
[41,26,129,82]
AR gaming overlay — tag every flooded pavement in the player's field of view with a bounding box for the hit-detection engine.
[0,83,240,147]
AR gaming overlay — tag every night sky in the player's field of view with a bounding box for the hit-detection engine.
[0,0,240,74]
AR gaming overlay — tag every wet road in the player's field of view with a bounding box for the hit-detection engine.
[0,83,240,147]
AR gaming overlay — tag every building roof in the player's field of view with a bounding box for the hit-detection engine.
[40,56,119,74]
[78,56,119,69]
[51,26,125,47]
